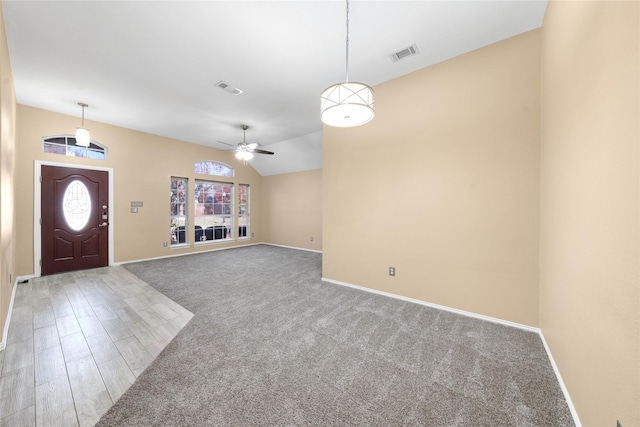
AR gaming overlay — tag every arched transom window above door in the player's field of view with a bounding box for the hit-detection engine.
[42,135,107,160]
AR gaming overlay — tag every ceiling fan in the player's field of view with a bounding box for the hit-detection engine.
[217,125,274,161]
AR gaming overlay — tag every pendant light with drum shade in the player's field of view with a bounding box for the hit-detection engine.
[75,102,91,147]
[320,0,374,128]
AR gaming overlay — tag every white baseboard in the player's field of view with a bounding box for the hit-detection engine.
[538,331,582,426]
[321,276,581,427]
[0,275,26,352]
[321,277,538,332]
[114,242,263,266]
[262,243,322,254]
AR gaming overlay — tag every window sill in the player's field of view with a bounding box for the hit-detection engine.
[170,243,189,249]
[171,238,249,249]
[194,239,233,246]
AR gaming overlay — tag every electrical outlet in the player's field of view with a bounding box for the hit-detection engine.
[310,236,314,242]
[163,241,168,247]
[251,232,255,237]
[389,267,395,276]
[9,273,12,283]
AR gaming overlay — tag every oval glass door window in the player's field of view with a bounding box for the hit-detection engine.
[63,180,92,231]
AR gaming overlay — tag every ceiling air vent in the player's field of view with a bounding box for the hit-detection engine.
[215,81,244,96]
[389,43,419,63]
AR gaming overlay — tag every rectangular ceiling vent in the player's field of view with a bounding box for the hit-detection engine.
[215,81,244,96]
[389,43,419,63]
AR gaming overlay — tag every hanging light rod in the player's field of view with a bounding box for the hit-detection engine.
[320,0,375,128]
[75,102,91,147]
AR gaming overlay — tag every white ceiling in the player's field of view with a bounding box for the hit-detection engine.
[2,0,547,176]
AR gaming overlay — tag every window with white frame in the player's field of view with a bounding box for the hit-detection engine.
[170,177,188,245]
[194,180,233,242]
[43,135,107,160]
[238,184,250,238]
[194,161,234,177]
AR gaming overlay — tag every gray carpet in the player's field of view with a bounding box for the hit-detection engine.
[96,245,574,426]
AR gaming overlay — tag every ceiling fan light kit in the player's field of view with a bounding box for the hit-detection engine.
[75,102,91,147]
[320,0,375,128]
[235,150,254,161]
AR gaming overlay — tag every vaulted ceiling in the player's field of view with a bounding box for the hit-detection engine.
[2,1,547,175]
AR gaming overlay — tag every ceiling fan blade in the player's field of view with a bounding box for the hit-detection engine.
[253,149,274,155]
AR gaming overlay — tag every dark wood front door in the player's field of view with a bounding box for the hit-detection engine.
[41,166,109,275]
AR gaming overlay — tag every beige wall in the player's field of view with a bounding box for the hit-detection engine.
[262,169,322,252]
[15,105,263,276]
[323,30,541,326]
[0,0,16,347]
[5,4,639,424]
[540,1,639,426]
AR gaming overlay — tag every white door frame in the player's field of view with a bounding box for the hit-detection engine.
[34,160,115,277]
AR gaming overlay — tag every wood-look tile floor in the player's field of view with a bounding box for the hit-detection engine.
[0,266,194,427]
